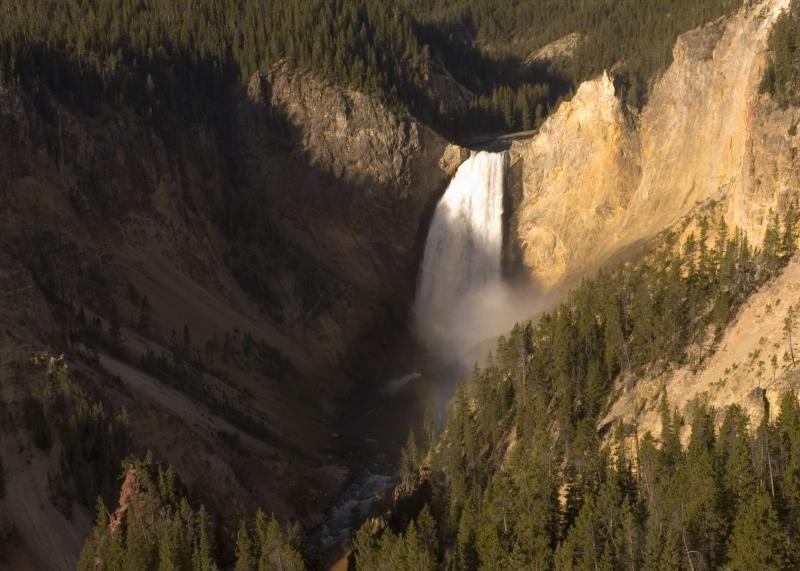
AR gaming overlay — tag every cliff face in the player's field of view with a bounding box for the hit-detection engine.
[732,96,800,238]
[243,66,465,336]
[507,71,640,286]
[230,68,466,375]
[629,0,793,246]
[260,65,464,191]
[0,67,463,568]
[508,0,800,438]
[509,0,795,287]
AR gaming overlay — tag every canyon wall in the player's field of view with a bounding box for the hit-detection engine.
[509,0,796,288]
[0,67,464,568]
[508,0,800,438]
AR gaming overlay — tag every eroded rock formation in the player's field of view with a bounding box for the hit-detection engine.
[509,0,796,288]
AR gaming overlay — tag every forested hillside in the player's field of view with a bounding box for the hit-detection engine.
[78,455,307,571]
[762,1,800,106]
[352,210,800,570]
[2,1,795,569]
[0,0,744,140]
[404,0,743,108]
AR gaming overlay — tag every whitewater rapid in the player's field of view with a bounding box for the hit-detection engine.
[414,151,506,356]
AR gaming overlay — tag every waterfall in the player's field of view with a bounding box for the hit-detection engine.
[414,150,506,356]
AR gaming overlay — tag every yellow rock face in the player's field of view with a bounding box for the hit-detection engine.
[506,0,800,444]
[509,0,796,290]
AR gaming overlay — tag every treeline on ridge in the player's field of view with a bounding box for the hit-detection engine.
[0,0,745,140]
[401,0,744,109]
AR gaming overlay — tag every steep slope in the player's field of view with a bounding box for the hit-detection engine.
[523,32,585,67]
[239,67,467,371]
[0,67,464,568]
[509,0,795,287]
[606,256,800,438]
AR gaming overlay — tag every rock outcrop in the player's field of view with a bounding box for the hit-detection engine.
[524,32,585,67]
[509,0,796,288]
[253,65,463,191]
[507,71,640,286]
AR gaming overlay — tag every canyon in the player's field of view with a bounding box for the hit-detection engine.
[0,0,799,568]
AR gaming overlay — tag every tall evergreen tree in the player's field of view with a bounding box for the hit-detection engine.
[726,493,788,570]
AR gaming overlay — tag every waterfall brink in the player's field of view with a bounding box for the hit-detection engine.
[414,151,507,357]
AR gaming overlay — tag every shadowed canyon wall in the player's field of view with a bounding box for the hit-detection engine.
[0,67,466,568]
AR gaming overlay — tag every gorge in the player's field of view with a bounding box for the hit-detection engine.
[319,150,512,556]
[1,0,800,569]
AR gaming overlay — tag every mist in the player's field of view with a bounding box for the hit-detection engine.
[416,277,546,364]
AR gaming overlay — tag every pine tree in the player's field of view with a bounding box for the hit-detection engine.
[475,498,505,570]
[783,201,799,260]
[718,405,758,514]
[456,499,479,571]
[785,304,797,367]
[714,216,729,270]
[79,498,111,571]
[776,392,800,564]
[399,429,420,491]
[726,493,787,570]
[255,515,304,571]
[353,522,381,571]
[698,216,711,286]
[157,518,181,571]
[658,524,681,571]
[194,506,217,571]
[659,397,682,470]
[642,516,680,571]
[402,522,436,571]
[555,496,601,571]
[127,506,156,570]
[139,295,152,332]
[235,522,254,571]
[674,438,724,567]
[416,505,438,555]
[762,210,782,277]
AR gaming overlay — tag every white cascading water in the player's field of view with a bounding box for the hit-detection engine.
[414,150,506,357]
[319,153,507,549]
